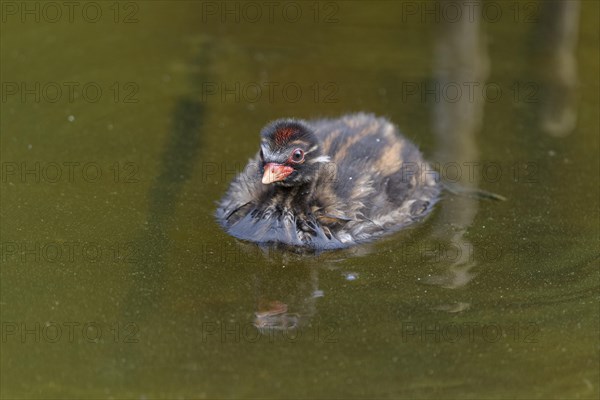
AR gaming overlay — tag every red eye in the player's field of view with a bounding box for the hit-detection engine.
[289,149,304,163]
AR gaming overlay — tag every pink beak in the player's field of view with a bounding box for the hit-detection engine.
[262,163,294,184]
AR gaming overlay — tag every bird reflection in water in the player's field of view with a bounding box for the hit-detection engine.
[253,300,300,333]
[247,254,325,336]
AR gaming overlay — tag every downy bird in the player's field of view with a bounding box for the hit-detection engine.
[216,113,440,250]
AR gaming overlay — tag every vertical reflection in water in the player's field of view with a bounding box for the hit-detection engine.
[535,1,580,137]
[424,1,489,291]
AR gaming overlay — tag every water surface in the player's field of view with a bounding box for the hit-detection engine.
[1,1,598,398]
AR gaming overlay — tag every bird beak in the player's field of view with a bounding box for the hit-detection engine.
[262,163,294,184]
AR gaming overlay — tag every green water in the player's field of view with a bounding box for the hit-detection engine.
[1,1,598,398]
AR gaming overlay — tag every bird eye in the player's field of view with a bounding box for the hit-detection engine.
[290,149,304,163]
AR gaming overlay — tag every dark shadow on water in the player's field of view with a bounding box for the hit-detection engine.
[124,96,204,313]
[122,40,212,319]
[107,40,212,382]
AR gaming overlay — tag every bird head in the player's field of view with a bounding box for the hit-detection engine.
[258,119,329,187]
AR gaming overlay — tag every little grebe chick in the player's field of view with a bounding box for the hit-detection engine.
[216,113,440,250]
